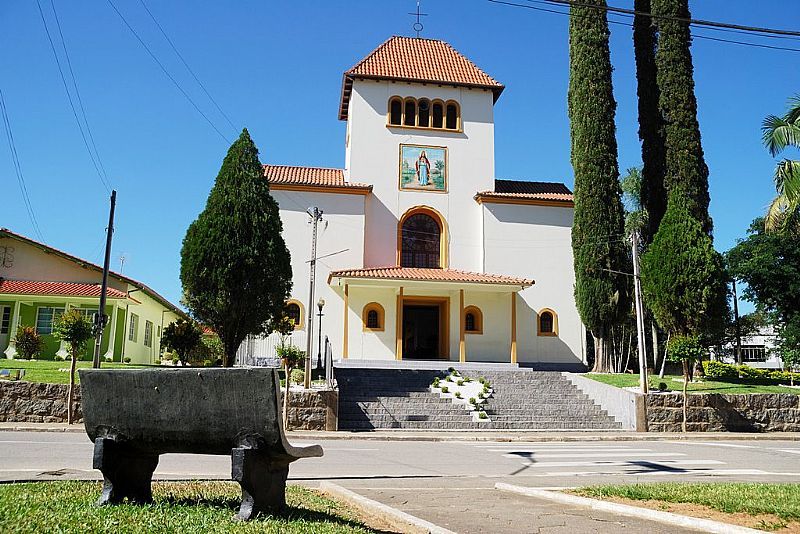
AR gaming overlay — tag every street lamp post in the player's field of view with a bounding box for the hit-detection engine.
[317,299,325,373]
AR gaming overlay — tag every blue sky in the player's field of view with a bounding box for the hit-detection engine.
[2,0,798,310]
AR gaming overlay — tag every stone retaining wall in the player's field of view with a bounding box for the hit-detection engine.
[0,381,82,423]
[0,381,337,431]
[647,393,800,432]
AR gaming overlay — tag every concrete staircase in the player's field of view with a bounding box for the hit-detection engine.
[335,366,623,431]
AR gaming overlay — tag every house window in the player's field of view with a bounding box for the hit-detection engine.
[537,309,558,336]
[362,303,385,331]
[741,345,767,362]
[389,98,402,125]
[445,101,459,130]
[36,307,65,335]
[404,98,416,126]
[464,306,483,334]
[144,320,153,348]
[74,308,98,325]
[0,306,10,334]
[128,313,139,342]
[285,300,304,330]
[400,211,443,268]
[388,97,460,131]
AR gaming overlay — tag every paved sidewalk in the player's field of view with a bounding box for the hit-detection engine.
[2,422,799,442]
[332,485,701,533]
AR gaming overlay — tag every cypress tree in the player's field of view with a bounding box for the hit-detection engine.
[640,193,728,337]
[181,129,292,366]
[632,0,666,243]
[568,0,629,372]
[652,0,712,234]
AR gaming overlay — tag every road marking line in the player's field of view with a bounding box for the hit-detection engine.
[506,452,684,459]
[779,449,800,454]
[521,459,723,468]
[324,448,381,451]
[667,441,760,449]
[475,445,644,449]
[486,448,653,453]
[0,441,87,445]
[523,468,767,477]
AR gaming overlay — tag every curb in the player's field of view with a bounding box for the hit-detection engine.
[319,482,456,534]
[495,483,765,534]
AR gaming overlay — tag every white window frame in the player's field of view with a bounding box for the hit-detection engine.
[36,307,66,335]
[144,320,153,348]
[0,306,10,335]
[128,313,139,343]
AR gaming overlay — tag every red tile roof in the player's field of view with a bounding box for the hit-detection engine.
[264,165,372,193]
[329,267,533,287]
[475,179,574,205]
[0,279,131,299]
[340,36,505,120]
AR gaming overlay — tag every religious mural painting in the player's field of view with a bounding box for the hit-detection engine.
[399,144,447,192]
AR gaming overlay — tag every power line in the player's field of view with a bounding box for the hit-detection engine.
[36,0,113,192]
[0,89,45,241]
[105,0,232,143]
[487,0,800,53]
[137,0,238,133]
[48,0,113,189]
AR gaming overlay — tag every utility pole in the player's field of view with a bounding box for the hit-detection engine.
[304,207,323,389]
[93,190,116,369]
[631,231,649,393]
[732,279,742,365]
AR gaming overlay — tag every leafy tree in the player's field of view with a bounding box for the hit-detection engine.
[632,0,666,243]
[568,0,630,372]
[53,309,93,424]
[652,0,712,235]
[12,326,44,360]
[667,334,706,432]
[161,318,202,365]
[181,129,292,367]
[762,94,800,232]
[621,167,647,236]
[641,194,729,339]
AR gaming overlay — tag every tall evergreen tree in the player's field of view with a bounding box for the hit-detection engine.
[181,129,292,366]
[652,0,712,234]
[632,0,666,243]
[568,0,629,372]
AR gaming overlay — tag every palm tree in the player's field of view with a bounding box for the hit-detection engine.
[762,95,800,232]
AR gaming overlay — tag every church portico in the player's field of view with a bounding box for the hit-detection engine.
[329,267,532,363]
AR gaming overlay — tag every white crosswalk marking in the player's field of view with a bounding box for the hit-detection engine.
[502,452,686,459]
[519,459,722,468]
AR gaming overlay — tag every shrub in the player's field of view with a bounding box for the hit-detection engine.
[161,319,203,365]
[701,360,800,384]
[469,397,476,404]
[457,380,464,386]
[123,356,131,364]
[432,377,440,387]
[445,376,452,382]
[658,382,668,392]
[203,359,212,367]
[441,386,449,394]
[447,367,455,373]
[455,391,462,399]
[290,368,305,385]
[463,377,472,383]
[478,411,488,419]
[703,360,738,379]
[13,326,44,360]
[478,376,486,384]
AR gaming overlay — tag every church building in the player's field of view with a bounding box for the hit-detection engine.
[264,36,585,369]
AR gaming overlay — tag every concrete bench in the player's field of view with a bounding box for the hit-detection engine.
[78,367,323,520]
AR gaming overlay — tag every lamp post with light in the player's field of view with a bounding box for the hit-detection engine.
[316,299,325,375]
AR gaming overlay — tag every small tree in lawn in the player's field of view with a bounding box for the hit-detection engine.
[667,335,706,432]
[12,326,45,360]
[53,309,93,424]
[161,318,202,365]
[181,129,292,367]
[275,314,304,430]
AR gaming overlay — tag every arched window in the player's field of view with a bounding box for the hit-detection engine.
[445,101,459,130]
[404,98,416,126]
[464,306,483,334]
[417,99,431,127]
[400,212,442,268]
[538,309,558,336]
[362,303,385,331]
[285,300,304,330]
[389,98,402,125]
[431,101,444,129]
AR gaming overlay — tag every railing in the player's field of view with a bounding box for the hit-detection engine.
[235,330,307,368]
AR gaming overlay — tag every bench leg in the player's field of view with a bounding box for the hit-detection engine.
[93,438,159,505]
[231,448,290,520]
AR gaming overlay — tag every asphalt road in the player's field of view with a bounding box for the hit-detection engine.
[3,432,799,532]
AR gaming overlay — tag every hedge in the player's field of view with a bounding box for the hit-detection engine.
[703,360,799,384]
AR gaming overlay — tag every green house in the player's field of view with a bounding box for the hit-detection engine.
[0,228,185,363]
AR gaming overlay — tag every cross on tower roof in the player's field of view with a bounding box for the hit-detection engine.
[408,2,428,38]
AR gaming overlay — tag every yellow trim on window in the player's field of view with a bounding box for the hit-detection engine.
[286,299,305,331]
[386,96,462,133]
[464,305,483,335]
[396,205,450,268]
[362,302,385,332]
[537,308,558,337]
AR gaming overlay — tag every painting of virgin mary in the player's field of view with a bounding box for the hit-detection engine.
[400,144,447,191]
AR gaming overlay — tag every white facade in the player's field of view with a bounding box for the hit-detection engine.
[264,37,585,369]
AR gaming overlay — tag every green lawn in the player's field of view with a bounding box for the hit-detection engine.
[573,482,800,530]
[0,481,386,534]
[0,359,147,385]
[586,372,800,395]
